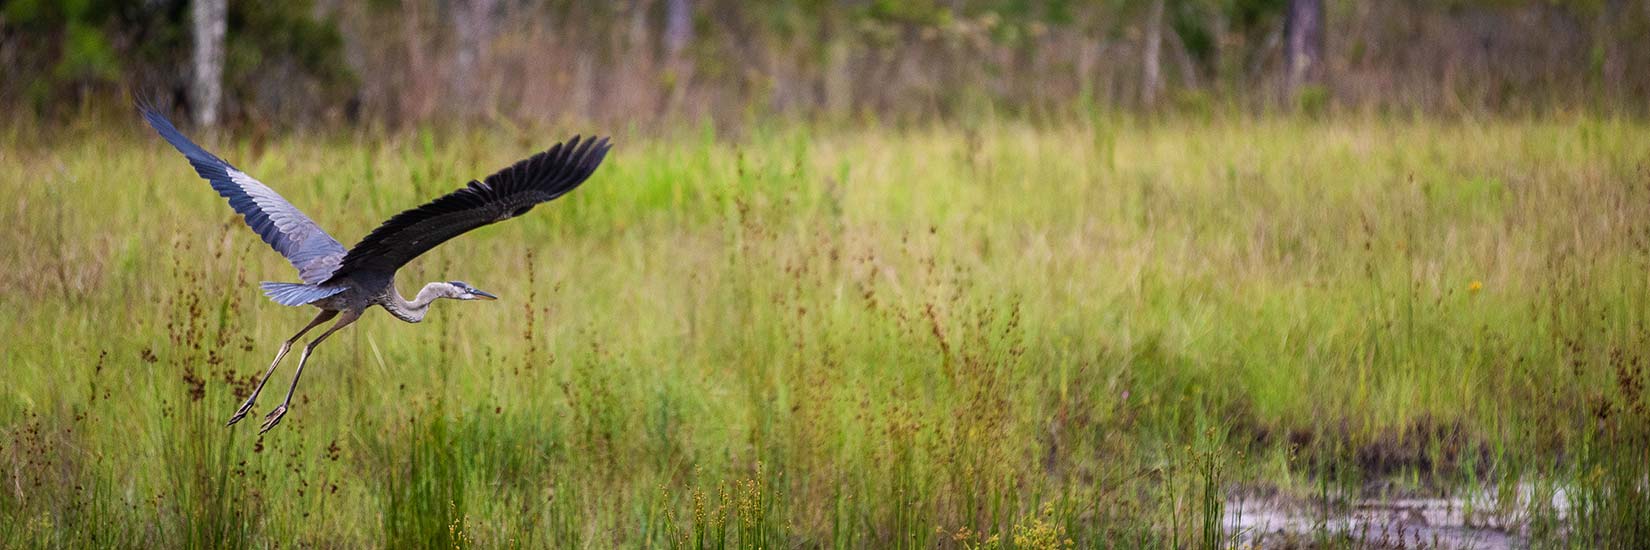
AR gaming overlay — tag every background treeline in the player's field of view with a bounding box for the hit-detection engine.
[2,0,1647,129]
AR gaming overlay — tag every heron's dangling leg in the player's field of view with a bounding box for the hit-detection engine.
[260,310,361,434]
[228,310,338,426]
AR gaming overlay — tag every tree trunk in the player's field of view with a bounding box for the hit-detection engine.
[664,0,692,61]
[190,0,226,127]
[1284,0,1324,97]
[572,52,595,119]
[452,0,498,117]
[822,9,850,118]
[1140,0,1164,108]
[1599,0,1626,100]
[622,0,656,120]
[400,0,433,124]
[1169,28,1199,91]
[662,0,694,115]
[629,0,654,56]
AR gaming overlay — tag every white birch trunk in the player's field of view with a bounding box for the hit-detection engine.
[190,0,226,127]
[662,0,693,114]
[453,0,498,115]
[664,0,692,62]
[1141,0,1164,108]
[1285,0,1324,97]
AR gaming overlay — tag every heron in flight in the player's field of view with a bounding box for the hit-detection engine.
[141,107,611,434]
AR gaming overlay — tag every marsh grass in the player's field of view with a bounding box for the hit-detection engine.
[2,114,1648,546]
[376,409,469,548]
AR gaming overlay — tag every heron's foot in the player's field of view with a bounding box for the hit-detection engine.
[259,405,289,434]
[226,399,256,426]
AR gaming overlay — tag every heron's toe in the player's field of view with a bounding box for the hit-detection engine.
[227,398,258,426]
[259,405,288,434]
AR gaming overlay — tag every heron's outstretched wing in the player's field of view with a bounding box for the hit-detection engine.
[141,108,348,284]
[330,136,612,278]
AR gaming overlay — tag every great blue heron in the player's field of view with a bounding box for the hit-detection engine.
[141,107,612,434]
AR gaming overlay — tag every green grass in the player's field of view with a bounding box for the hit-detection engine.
[2,114,1647,547]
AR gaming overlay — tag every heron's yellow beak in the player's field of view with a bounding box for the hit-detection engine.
[472,289,498,301]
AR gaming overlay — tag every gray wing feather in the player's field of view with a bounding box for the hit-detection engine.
[330,136,612,279]
[260,282,347,306]
[141,108,348,284]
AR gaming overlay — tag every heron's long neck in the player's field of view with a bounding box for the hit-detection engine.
[384,282,447,323]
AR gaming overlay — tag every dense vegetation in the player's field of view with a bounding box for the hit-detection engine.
[4,0,1648,127]
[2,114,1646,546]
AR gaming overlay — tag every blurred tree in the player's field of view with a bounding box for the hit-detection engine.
[1283,0,1322,99]
[452,0,498,118]
[662,0,693,113]
[223,1,354,123]
[664,0,692,60]
[190,0,224,126]
[627,0,653,65]
[1141,0,1165,108]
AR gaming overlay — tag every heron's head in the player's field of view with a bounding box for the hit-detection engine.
[447,280,498,301]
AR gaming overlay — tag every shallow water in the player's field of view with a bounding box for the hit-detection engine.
[1224,486,1568,549]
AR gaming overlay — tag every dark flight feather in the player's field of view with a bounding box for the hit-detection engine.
[330,136,612,278]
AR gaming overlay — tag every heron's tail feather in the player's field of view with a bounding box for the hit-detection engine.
[261,282,346,306]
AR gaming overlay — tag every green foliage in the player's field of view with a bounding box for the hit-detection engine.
[1170,1,1218,67]
[3,0,122,96]
[225,1,357,115]
[55,20,119,83]
[864,0,953,26]
[1295,84,1330,115]
[1228,0,1288,31]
